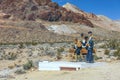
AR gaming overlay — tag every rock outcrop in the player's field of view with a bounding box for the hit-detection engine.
[63,3,99,20]
[0,0,94,27]
[63,3,120,32]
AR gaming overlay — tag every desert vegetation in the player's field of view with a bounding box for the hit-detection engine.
[113,48,120,59]
[23,60,34,70]
[99,39,120,49]
[99,39,120,59]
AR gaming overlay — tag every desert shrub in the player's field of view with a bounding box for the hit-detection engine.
[107,39,119,49]
[69,48,75,53]
[18,43,24,49]
[8,52,17,60]
[57,47,64,53]
[113,48,120,60]
[104,49,110,55]
[15,69,26,74]
[46,51,55,56]
[23,42,39,46]
[94,54,102,60]
[99,39,120,49]
[99,44,107,48]
[31,41,38,45]
[56,52,62,59]
[8,65,15,69]
[56,47,64,59]
[23,60,33,70]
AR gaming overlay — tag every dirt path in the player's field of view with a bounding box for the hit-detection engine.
[9,61,120,80]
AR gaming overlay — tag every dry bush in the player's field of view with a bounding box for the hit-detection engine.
[15,69,26,74]
[23,60,33,70]
[56,47,64,59]
[104,49,110,55]
[114,48,120,60]
[99,39,120,49]
[69,48,75,53]
[56,52,62,60]
[57,47,65,53]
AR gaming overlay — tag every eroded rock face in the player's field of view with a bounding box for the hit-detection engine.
[35,0,51,5]
[63,3,99,21]
[0,0,94,27]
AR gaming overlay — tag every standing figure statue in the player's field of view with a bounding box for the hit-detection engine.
[73,38,82,62]
[86,31,94,63]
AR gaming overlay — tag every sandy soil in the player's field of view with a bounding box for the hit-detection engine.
[9,61,120,80]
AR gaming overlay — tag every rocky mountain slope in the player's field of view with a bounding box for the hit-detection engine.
[0,19,73,43]
[63,3,120,32]
[63,3,99,20]
[0,0,93,27]
[94,15,120,32]
[0,0,120,43]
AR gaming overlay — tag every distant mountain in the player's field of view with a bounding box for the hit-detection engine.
[63,3,120,32]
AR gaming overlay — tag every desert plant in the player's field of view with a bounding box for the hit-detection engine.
[107,39,119,49]
[46,51,55,57]
[99,44,107,48]
[106,39,120,49]
[56,47,65,59]
[99,39,120,49]
[104,49,110,55]
[56,52,62,59]
[15,69,26,74]
[57,47,65,53]
[23,60,33,70]
[31,41,38,45]
[8,52,17,60]
[113,48,120,60]
[69,48,75,53]
[94,54,102,60]
[18,43,24,49]
[8,65,15,69]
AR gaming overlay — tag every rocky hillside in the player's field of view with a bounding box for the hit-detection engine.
[0,0,93,27]
[0,0,120,44]
[63,3,120,32]
[93,15,120,32]
[0,19,73,43]
[63,3,99,20]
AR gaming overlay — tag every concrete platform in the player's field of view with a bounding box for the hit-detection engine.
[38,61,105,71]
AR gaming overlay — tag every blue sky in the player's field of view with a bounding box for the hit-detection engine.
[52,0,120,20]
